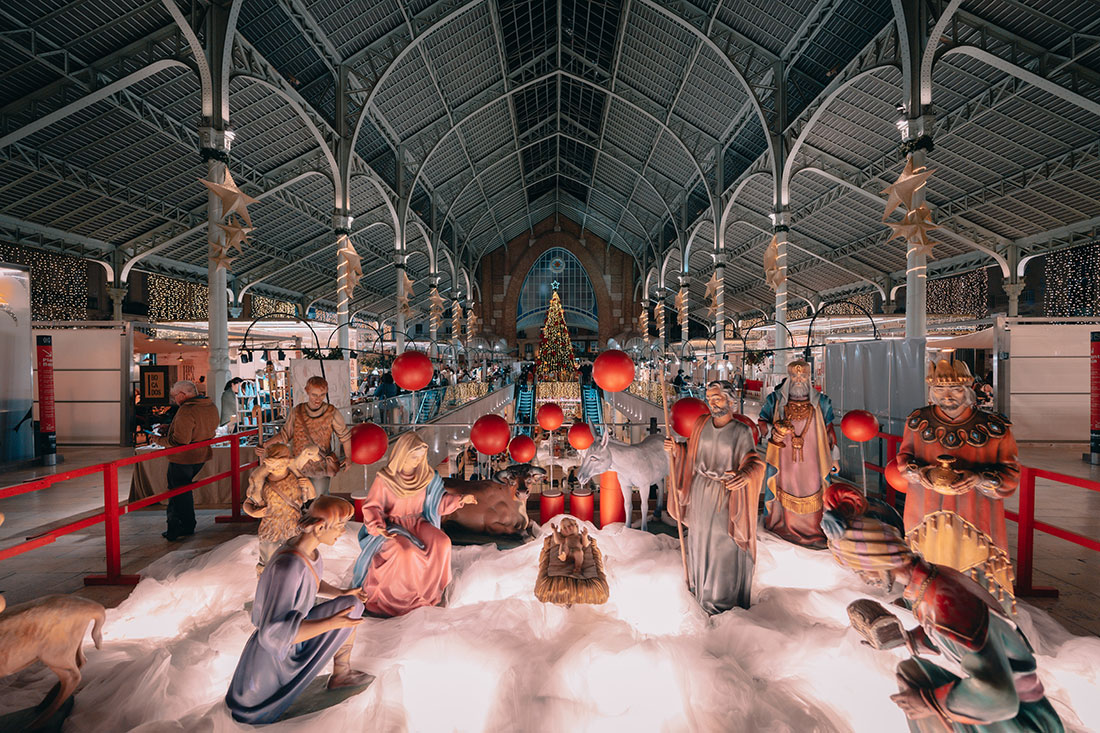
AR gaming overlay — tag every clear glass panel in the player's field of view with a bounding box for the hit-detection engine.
[517,248,598,333]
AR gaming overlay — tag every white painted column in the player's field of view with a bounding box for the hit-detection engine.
[334,213,353,352]
[772,210,790,371]
[901,115,934,340]
[395,253,407,352]
[201,127,232,401]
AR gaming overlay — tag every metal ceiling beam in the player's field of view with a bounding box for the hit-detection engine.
[486,0,535,234]
[441,130,671,243]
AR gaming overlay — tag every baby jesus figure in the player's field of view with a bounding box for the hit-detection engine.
[552,517,590,574]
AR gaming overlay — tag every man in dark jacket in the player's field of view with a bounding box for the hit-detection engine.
[155,380,220,540]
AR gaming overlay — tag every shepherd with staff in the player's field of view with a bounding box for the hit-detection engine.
[663,380,765,613]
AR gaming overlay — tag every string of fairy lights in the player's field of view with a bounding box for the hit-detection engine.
[147,274,209,321]
[250,296,295,318]
[926,270,988,316]
[1044,242,1100,317]
[0,243,87,320]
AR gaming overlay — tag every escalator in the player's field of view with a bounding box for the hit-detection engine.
[415,389,442,423]
[515,385,535,435]
[581,384,604,434]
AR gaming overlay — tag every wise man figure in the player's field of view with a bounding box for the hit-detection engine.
[262,375,352,496]
[757,359,838,550]
[665,380,765,613]
[896,359,1019,611]
[821,484,1063,733]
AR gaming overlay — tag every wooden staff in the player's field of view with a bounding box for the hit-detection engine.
[659,367,691,587]
[253,404,264,446]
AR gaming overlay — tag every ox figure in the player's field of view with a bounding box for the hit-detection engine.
[576,431,669,531]
[443,464,545,537]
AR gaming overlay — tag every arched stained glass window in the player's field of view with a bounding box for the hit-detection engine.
[517,248,598,333]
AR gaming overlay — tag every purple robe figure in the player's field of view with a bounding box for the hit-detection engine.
[226,495,369,727]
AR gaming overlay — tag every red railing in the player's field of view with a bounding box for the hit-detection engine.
[864,430,1100,599]
[0,430,258,585]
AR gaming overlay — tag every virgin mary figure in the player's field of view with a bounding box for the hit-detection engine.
[351,432,474,616]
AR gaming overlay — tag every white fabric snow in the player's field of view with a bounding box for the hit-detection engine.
[1,519,1098,732]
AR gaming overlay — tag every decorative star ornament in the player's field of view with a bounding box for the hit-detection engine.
[763,236,786,291]
[337,235,362,300]
[210,243,236,270]
[881,158,934,222]
[704,271,720,301]
[428,287,444,331]
[215,222,254,254]
[886,205,937,244]
[199,169,259,227]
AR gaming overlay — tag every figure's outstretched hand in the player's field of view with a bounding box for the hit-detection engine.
[461,494,478,506]
[367,524,396,538]
[722,470,747,492]
[338,587,370,603]
[889,684,936,720]
[326,606,366,631]
[663,438,676,454]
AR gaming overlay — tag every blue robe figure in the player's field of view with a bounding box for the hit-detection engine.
[226,549,363,724]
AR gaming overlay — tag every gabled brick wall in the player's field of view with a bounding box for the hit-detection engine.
[476,215,639,349]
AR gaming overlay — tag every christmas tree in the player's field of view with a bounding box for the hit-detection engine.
[535,285,578,381]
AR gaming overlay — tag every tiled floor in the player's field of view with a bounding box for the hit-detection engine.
[2,440,1099,638]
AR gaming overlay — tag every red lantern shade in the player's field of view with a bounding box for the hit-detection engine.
[471,414,510,455]
[349,423,388,465]
[885,457,909,493]
[537,402,564,431]
[671,397,710,438]
[392,351,433,391]
[593,350,635,392]
[509,435,536,463]
[568,422,595,450]
[841,409,879,442]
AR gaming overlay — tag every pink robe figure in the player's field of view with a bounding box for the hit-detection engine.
[358,473,466,617]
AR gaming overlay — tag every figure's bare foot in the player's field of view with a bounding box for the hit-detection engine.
[327,669,372,689]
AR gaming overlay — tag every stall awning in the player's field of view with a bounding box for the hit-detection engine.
[927,329,994,349]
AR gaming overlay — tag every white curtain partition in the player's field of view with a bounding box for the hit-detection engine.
[0,263,33,462]
[32,322,132,446]
[996,317,1100,443]
[824,339,927,480]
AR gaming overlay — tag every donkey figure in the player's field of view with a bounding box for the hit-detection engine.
[576,431,669,531]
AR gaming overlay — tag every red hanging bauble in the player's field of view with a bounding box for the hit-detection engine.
[349,423,388,465]
[509,435,537,463]
[537,402,564,431]
[391,351,433,391]
[568,422,595,450]
[671,397,710,438]
[471,414,510,455]
[592,349,635,392]
[885,456,909,493]
[841,409,879,442]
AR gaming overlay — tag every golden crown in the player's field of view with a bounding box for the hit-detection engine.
[926,359,973,385]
